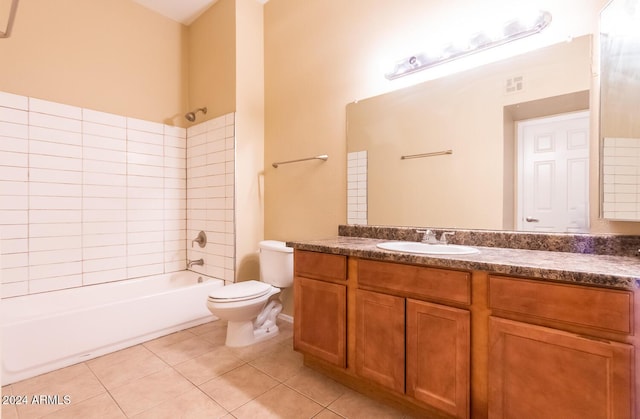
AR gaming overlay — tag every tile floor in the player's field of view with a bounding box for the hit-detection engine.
[1,320,419,418]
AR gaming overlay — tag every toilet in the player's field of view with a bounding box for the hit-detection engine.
[206,240,293,347]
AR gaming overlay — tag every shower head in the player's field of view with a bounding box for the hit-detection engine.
[185,107,207,122]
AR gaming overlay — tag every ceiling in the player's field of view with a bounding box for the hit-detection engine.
[132,0,269,25]
[132,0,219,25]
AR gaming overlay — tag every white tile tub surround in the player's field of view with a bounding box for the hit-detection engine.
[0,91,226,298]
[82,109,128,286]
[0,92,29,298]
[186,113,236,282]
[602,137,640,220]
[126,118,166,279]
[347,150,368,225]
[164,125,188,274]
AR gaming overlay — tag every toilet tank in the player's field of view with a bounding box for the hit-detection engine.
[258,240,294,288]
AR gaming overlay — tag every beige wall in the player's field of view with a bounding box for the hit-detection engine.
[187,0,236,121]
[188,0,265,284]
[264,0,640,239]
[0,0,239,126]
[0,0,188,126]
[234,0,265,283]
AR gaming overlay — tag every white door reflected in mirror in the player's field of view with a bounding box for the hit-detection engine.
[517,111,590,233]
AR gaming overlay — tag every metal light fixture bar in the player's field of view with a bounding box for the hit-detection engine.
[385,10,552,80]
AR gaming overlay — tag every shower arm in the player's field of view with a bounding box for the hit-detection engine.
[185,107,207,122]
[1,0,19,39]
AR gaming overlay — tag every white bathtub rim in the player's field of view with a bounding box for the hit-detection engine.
[2,315,220,386]
[1,272,224,386]
[1,271,220,326]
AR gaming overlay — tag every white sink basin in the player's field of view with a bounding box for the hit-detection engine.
[376,241,480,255]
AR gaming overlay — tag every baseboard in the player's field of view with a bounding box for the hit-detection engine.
[278,313,293,324]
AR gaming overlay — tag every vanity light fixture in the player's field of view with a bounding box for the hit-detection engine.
[385,10,552,80]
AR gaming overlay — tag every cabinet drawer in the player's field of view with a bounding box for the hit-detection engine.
[294,250,347,282]
[489,275,633,334]
[358,259,471,305]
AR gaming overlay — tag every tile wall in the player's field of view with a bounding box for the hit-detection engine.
[185,114,236,283]
[602,137,640,220]
[347,151,367,225]
[0,91,236,298]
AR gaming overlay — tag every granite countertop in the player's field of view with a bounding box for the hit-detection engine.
[287,236,640,290]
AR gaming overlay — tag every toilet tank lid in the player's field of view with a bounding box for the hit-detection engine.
[259,240,293,253]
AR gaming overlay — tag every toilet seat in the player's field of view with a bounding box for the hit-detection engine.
[208,280,272,303]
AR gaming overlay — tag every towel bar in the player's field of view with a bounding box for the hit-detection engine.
[272,154,328,168]
[401,150,453,160]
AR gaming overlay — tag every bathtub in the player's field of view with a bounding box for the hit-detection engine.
[1,270,224,385]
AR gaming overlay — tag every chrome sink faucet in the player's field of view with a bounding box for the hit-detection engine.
[440,231,455,244]
[187,258,204,268]
[416,229,455,244]
[417,229,439,244]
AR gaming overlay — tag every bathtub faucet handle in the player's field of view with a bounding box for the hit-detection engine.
[192,231,207,248]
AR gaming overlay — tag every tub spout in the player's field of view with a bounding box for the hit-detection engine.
[187,258,204,268]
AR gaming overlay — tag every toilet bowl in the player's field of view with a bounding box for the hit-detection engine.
[206,240,293,347]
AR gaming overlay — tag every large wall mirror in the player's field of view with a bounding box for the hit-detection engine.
[347,0,640,233]
[600,0,640,221]
[347,36,592,232]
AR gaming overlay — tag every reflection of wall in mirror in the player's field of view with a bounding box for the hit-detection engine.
[599,0,640,137]
[347,36,592,230]
[599,0,640,222]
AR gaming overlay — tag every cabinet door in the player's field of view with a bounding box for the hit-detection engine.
[294,276,346,367]
[355,289,405,393]
[488,317,633,419]
[406,299,470,419]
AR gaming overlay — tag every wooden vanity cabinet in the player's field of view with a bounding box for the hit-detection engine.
[488,276,634,419]
[406,299,470,418]
[356,259,471,419]
[355,289,405,392]
[293,251,347,367]
[488,317,633,419]
[293,249,637,418]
